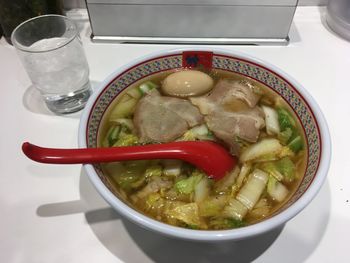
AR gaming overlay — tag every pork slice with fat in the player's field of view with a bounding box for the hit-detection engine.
[205,107,265,154]
[190,79,261,115]
[210,79,261,108]
[163,98,204,127]
[133,91,203,143]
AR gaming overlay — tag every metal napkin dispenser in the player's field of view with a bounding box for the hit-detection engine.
[86,0,298,45]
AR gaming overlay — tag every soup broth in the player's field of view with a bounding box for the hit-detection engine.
[98,69,306,230]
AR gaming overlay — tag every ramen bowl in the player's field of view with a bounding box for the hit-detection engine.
[78,48,331,241]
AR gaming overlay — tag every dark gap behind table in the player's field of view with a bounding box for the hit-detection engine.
[0,0,63,45]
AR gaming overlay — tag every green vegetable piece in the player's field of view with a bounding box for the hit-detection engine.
[123,160,148,177]
[214,166,240,192]
[262,105,280,135]
[191,124,209,136]
[175,172,203,194]
[276,157,296,183]
[277,108,296,131]
[185,224,199,230]
[126,87,143,99]
[279,146,295,158]
[240,138,283,163]
[209,217,246,230]
[267,175,277,194]
[288,135,303,153]
[163,160,182,177]
[194,177,210,203]
[192,169,207,178]
[227,218,246,228]
[267,176,289,202]
[109,97,138,119]
[236,169,269,210]
[236,163,252,189]
[260,162,284,181]
[180,130,196,141]
[250,198,271,218]
[199,196,228,217]
[113,134,139,147]
[206,130,215,140]
[110,118,134,132]
[278,127,293,145]
[139,81,158,95]
[165,203,203,227]
[145,165,163,179]
[234,136,250,148]
[106,125,121,147]
[114,171,139,190]
[261,157,296,183]
[223,198,248,221]
[114,160,148,189]
[146,193,162,209]
[130,176,145,189]
[179,125,213,141]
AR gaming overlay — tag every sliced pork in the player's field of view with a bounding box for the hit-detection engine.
[210,79,261,108]
[134,90,203,143]
[190,79,265,154]
[190,79,261,114]
[205,108,265,148]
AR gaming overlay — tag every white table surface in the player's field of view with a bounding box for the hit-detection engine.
[1,6,349,263]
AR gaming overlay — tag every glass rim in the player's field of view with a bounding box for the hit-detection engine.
[11,14,78,53]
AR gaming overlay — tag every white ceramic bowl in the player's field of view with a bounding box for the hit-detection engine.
[78,48,331,241]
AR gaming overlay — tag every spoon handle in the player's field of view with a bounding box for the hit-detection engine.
[22,142,191,164]
[22,141,236,180]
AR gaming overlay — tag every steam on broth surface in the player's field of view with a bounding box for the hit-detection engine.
[98,69,306,230]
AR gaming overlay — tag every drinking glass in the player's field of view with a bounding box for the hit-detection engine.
[11,15,91,114]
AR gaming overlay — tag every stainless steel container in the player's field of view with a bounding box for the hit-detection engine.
[86,0,298,45]
[326,0,350,41]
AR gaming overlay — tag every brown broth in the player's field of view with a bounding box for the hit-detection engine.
[98,69,307,229]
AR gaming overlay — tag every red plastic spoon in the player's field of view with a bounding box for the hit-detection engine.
[22,141,236,180]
